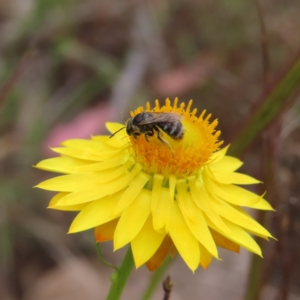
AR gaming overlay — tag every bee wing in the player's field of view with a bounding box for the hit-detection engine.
[138,112,183,125]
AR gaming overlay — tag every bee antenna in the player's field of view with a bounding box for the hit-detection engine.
[110,127,126,138]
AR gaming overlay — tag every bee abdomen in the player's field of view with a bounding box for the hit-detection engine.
[157,122,184,139]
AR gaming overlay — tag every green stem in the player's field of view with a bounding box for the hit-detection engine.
[96,243,118,271]
[106,247,134,300]
[142,256,172,300]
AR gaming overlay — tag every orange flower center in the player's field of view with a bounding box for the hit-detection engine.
[128,98,223,177]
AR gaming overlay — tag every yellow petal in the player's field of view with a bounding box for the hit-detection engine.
[52,159,134,194]
[60,139,110,149]
[36,173,103,192]
[210,145,230,162]
[105,134,128,148]
[210,228,240,253]
[54,186,117,206]
[113,163,143,191]
[49,192,68,206]
[35,157,90,174]
[204,175,261,207]
[51,146,123,161]
[91,135,110,142]
[114,189,151,250]
[106,122,129,148]
[93,159,134,182]
[50,203,89,211]
[151,174,164,214]
[199,243,213,269]
[68,191,123,233]
[189,177,230,233]
[225,220,262,256]
[113,171,150,216]
[177,180,218,258]
[146,235,173,271]
[152,187,172,232]
[74,158,134,184]
[54,166,143,206]
[251,198,275,210]
[48,192,88,211]
[58,163,139,209]
[56,164,143,207]
[169,175,176,202]
[189,177,216,214]
[233,207,274,239]
[74,154,129,172]
[131,216,165,268]
[94,219,119,242]
[106,122,125,135]
[167,202,200,271]
[208,168,261,185]
[210,155,243,172]
[211,197,272,238]
[205,217,262,256]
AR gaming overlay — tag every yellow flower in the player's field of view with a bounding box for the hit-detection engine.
[35,98,273,272]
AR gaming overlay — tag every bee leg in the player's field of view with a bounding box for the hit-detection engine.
[144,128,154,142]
[156,130,174,154]
[133,132,140,139]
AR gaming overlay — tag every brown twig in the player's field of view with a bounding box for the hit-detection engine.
[162,276,173,300]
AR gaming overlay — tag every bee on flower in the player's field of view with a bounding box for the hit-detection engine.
[35,98,273,272]
[119,111,184,151]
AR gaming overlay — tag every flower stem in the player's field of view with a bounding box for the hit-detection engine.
[96,243,118,271]
[106,247,134,300]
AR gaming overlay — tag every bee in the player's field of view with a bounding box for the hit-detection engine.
[111,112,184,149]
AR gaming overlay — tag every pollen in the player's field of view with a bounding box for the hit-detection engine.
[129,98,223,177]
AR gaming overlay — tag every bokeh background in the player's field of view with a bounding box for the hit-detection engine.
[1,0,300,299]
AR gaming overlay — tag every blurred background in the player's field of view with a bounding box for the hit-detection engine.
[0,0,300,299]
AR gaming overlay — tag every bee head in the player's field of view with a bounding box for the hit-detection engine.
[125,117,134,136]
